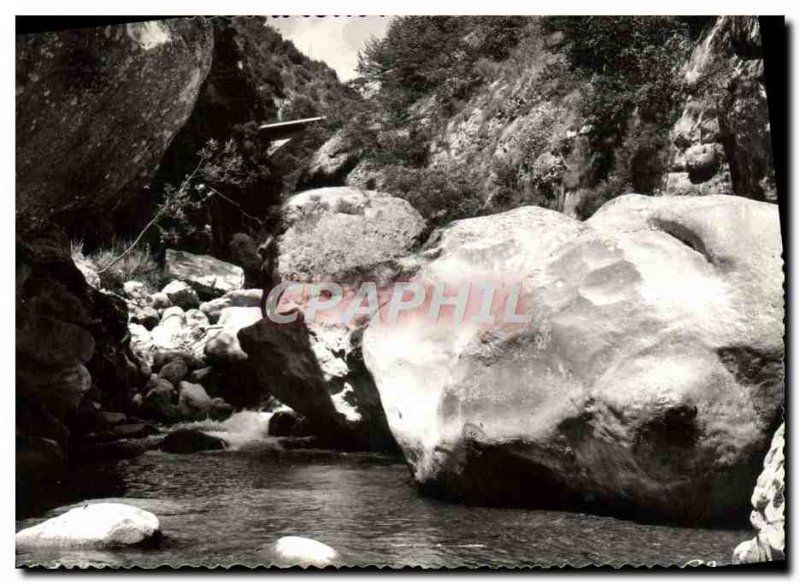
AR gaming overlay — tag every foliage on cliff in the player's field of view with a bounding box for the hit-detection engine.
[336,16,736,224]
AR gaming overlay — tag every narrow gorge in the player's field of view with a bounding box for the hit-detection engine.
[15,16,784,569]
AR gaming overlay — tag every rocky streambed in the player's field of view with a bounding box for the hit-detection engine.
[16,187,785,567]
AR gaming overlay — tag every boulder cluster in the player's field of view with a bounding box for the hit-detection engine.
[118,249,281,431]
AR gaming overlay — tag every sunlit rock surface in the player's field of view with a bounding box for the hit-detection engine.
[364,194,783,522]
[16,503,160,549]
[268,536,340,567]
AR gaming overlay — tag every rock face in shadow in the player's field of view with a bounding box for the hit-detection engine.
[16,239,144,508]
[238,314,357,448]
[296,132,360,191]
[733,422,785,563]
[363,195,784,523]
[666,17,775,201]
[16,19,214,240]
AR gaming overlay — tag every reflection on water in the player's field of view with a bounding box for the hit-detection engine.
[16,449,750,568]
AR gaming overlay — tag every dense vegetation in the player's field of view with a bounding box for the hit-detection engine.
[337,16,706,224]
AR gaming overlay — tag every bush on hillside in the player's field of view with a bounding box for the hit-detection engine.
[544,16,691,199]
[379,164,487,226]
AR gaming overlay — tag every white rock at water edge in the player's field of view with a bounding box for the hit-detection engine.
[15,503,160,549]
[270,536,340,567]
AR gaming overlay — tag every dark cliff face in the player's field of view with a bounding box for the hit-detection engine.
[16,19,214,245]
[16,237,147,514]
[666,16,776,202]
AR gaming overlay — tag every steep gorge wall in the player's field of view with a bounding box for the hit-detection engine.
[666,17,775,201]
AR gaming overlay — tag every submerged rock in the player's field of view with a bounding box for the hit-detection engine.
[363,195,784,522]
[268,536,339,567]
[15,503,161,549]
[161,428,226,453]
[268,410,312,437]
[733,423,785,563]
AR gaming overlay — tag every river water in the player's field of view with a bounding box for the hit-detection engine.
[16,413,750,569]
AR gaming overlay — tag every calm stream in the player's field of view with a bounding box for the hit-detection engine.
[16,413,750,569]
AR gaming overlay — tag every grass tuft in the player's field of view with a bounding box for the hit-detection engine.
[73,238,163,293]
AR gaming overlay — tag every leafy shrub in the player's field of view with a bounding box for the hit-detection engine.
[539,16,693,211]
[573,177,626,221]
[158,129,279,254]
[357,16,531,108]
[379,164,487,226]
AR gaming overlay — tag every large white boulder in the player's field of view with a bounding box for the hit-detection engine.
[15,503,160,549]
[269,536,339,567]
[276,187,426,282]
[363,195,784,522]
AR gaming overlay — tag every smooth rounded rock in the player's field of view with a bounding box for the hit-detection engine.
[15,503,160,549]
[158,359,189,385]
[178,381,212,413]
[269,536,339,567]
[276,187,426,282]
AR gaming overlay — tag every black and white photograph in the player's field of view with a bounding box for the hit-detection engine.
[9,6,790,571]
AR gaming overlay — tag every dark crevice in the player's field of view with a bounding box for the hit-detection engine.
[650,218,716,266]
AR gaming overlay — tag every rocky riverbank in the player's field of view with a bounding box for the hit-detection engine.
[16,15,784,567]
